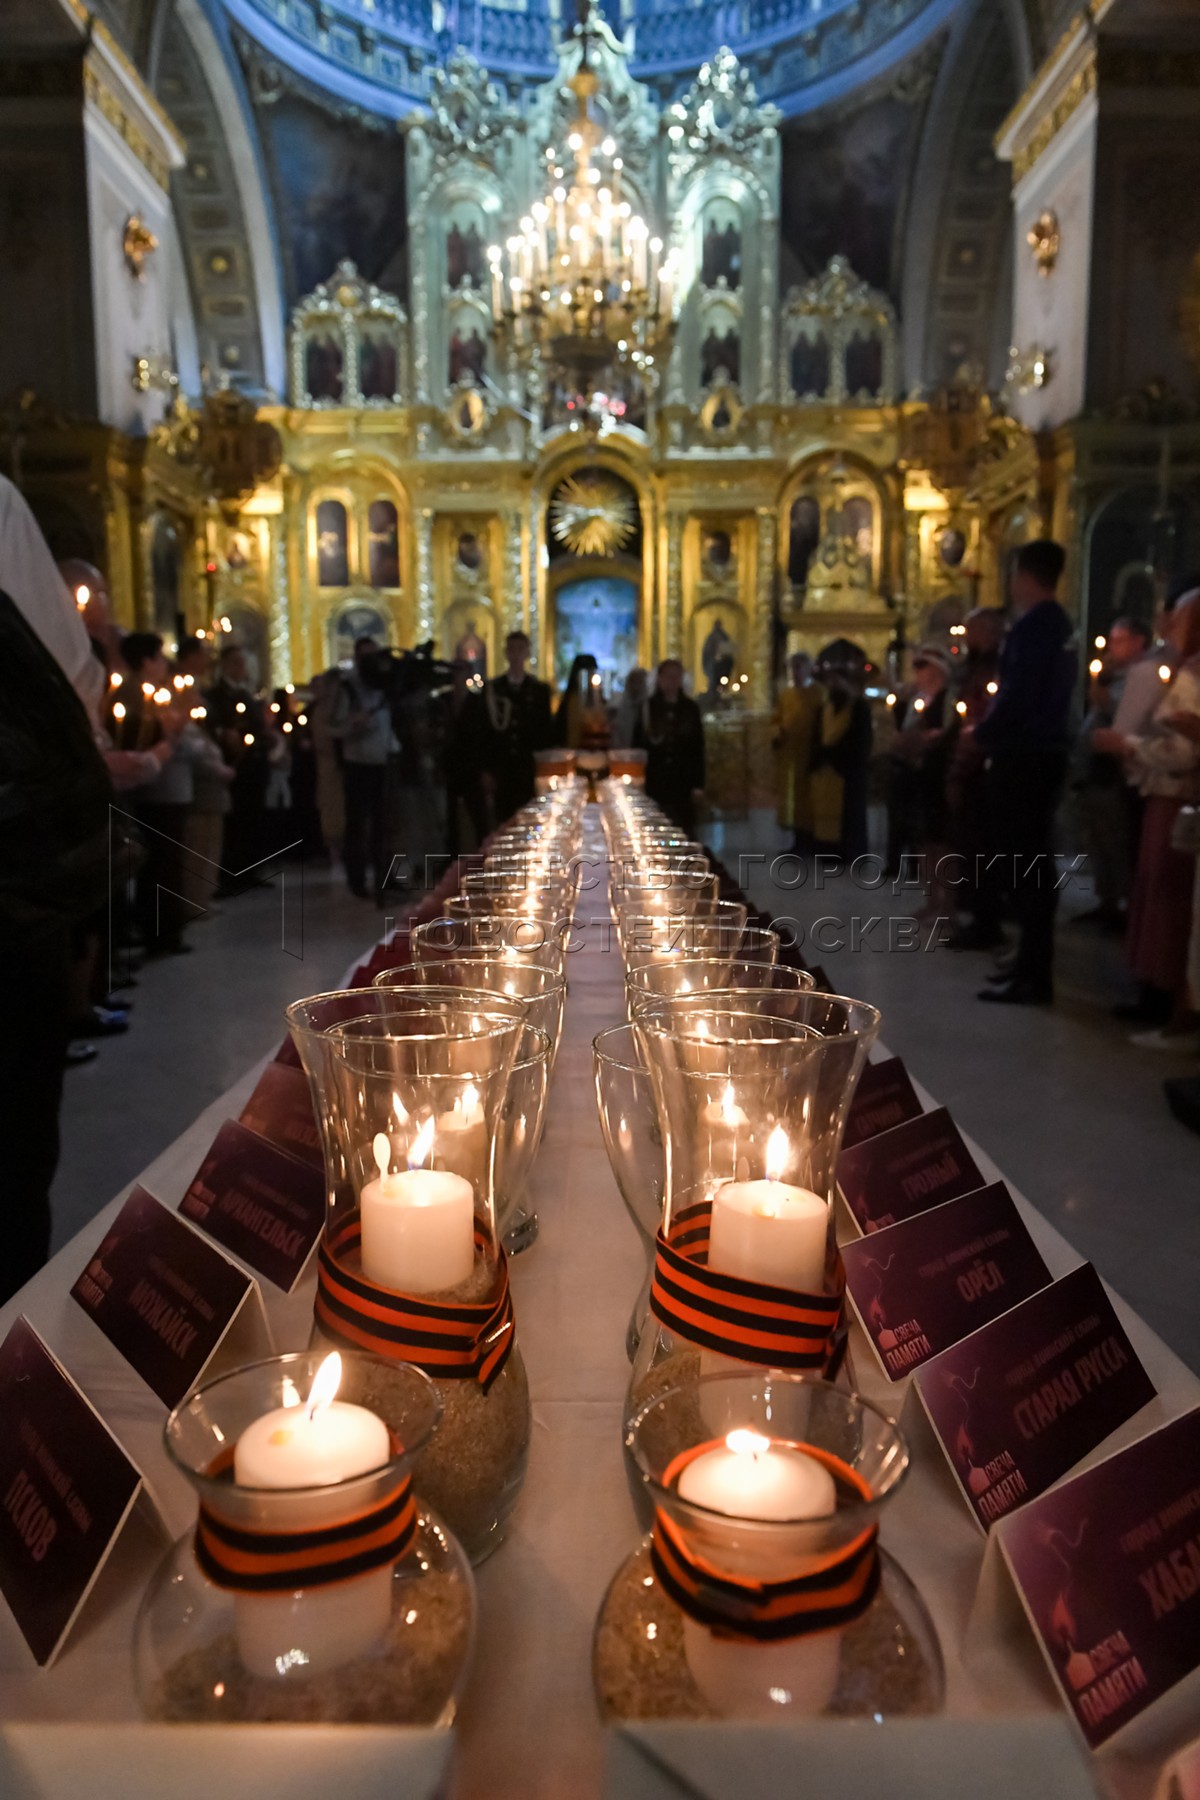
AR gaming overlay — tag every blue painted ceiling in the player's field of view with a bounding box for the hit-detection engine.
[219,0,963,119]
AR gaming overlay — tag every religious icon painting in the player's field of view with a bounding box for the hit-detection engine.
[360,328,399,401]
[315,498,350,588]
[367,500,400,589]
[305,329,344,403]
[445,201,489,293]
[700,200,742,290]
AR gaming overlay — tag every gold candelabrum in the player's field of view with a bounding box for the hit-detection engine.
[488,54,676,401]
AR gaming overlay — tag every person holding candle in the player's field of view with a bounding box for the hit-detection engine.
[110,633,198,958]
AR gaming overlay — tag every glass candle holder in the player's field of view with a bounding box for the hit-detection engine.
[135,1351,475,1723]
[625,995,879,1412]
[594,1369,942,1723]
[374,960,566,1073]
[495,1022,553,1255]
[410,919,566,978]
[619,903,751,967]
[626,958,813,1016]
[593,1023,665,1360]
[310,1002,532,1564]
[285,986,526,1231]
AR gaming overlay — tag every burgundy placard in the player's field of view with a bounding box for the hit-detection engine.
[843,1181,1052,1378]
[0,1318,144,1666]
[180,1119,325,1292]
[71,1185,257,1407]
[837,1105,984,1233]
[915,1262,1156,1532]
[843,1055,924,1150]
[998,1407,1200,1749]
[238,1061,322,1169]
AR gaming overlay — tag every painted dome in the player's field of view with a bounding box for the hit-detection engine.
[221,0,961,117]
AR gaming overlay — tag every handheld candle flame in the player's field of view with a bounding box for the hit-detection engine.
[306,1352,342,1421]
[765,1124,789,1182]
[409,1114,436,1170]
[725,1429,770,1459]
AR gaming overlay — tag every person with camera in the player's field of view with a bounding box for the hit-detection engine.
[331,635,398,899]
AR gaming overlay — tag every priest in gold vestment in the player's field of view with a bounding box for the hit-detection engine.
[772,651,825,853]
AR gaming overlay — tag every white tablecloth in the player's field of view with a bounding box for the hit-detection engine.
[0,868,1196,1798]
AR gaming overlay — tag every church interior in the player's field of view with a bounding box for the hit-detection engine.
[2,0,1200,1789]
[10,0,1200,725]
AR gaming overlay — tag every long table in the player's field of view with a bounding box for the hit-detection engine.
[0,855,1197,1798]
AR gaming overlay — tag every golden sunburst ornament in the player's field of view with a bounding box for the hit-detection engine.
[549,472,638,558]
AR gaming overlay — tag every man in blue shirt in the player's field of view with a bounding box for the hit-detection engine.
[974,540,1077,1005]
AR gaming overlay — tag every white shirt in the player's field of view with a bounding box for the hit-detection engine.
[0,474,104,721]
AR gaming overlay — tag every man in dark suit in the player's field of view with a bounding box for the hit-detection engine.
[635,658,707,836]
[483,630,554,825]
[974,539,1077,1005]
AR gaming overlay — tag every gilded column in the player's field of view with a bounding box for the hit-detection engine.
[751,505,775,710]
[665,509,685,661]
[502,507,524,635]
[267,511,293,687]
[414,505,435,642]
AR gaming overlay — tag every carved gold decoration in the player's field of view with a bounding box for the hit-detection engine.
[549,471,638,557]
[123,214,158,279]
[131,354,177,394]
[195,391,282,519]
[699,381,743,441]
[1009,51,1097,185]
[444,381,488,443]
[1026,209,1060,277]
[82,62,173,193]
[1004,344,1054,396]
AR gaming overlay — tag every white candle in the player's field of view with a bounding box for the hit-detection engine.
[676,1427,843,1717]
[701,1082,749,1135]
[359,1120,476,1294]
[232,1355,395,1679]
[677,1429,835,1521]
[433,1082,487,1182]
[708,1126,828,1295]
[234,1359,390,1489]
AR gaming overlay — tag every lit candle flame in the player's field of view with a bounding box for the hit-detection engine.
[766,1124,789,1182]
[409,1115,436,1170]
[306,1352,341,1421]
[75,584,90,609]
[720,1082,738,1126]
[392,1091,409,1126]
[725,1428,770,1458]
[457,1082,480,1116]
[372,1132,392,1181]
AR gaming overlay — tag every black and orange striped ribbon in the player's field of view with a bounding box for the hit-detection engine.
[314,1215,514,1391]
[196,1478,417,1592]
[649,1201,842,1371]
[651,1441,879,1641]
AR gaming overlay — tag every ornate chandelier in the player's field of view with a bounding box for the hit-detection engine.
[488,41,676,405]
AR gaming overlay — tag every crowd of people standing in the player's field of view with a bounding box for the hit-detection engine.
[774,541,1200,1046]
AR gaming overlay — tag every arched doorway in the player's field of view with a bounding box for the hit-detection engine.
[537,455,651,684]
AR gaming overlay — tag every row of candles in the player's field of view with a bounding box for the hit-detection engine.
[144,769,922,1724]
